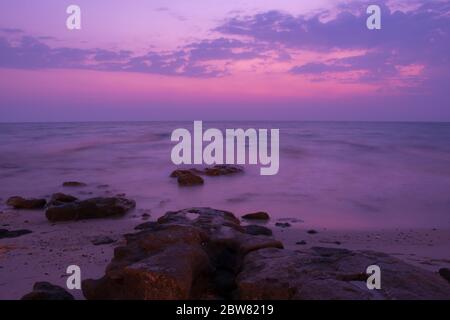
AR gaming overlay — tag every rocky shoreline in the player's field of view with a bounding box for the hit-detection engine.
[1,168,450,300]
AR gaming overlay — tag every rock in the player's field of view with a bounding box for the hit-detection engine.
[236,247,450,300]
[48,193,78,206]
[21,282,74,300]
[134,221,158,230]
[62,181,87,187]
[91,236,115,246]
[170,170,204,186]
[203,165,244,176]
[6,196,46,209]
[307,229,318,234]
[439,268,450,283]
[45,197,136,222]
[275,222,291,228]
[296,240,307,245]
[82,207,282,300]
[0,229,32,239]
[242,212,270,221]
[243,225,273,236]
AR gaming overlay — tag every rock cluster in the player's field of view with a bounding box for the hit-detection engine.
[46,197,136,222]
[82,207,450,300]
[170,165,243,187]
[82,207,282,300]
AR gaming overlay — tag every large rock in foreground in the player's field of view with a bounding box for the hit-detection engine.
[82,207,282,300]
[46,197,135,222]
[21,282,74,300]
[237,247,450,300]
[82,207,450,300]
[6,196,46,209]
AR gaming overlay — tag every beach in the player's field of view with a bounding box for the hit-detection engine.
[1,121,450,299]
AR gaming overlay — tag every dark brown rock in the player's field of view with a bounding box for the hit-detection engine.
[170,170,204,186]
[0,228,32,239]
[439,268,450,283]
[275,222,291,228]
[243,225,273,236]
[62,181,87,187]
[82,207,281,300]
[45,197,135,222]
[21,282,74,300]
[48,193,78,206]
[203,165,244,176]
[242,212,270,221]
[6,196,46,209]
[236,247,450,300]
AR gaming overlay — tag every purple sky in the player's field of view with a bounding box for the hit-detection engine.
[0,0,449,121]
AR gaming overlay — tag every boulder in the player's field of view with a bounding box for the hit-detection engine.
[236,247,450,300]
[45,197,135,222]
[170,170,204,186]
[242,212,270,221]
[6,196,46,209]
[21,282,74,300]
[82,207,281,300]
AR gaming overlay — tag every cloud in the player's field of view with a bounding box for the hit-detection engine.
[0,27,24,34]
[0,0,449,85]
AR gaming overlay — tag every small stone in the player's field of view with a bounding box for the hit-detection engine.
[0,229,32,239]
[242,212,270,220]
[62,181,87,187]
[307,229,318,234]
[296,240,307,245]
[6,196,46,209]
[275,222,291,228]
[91,236,115,246]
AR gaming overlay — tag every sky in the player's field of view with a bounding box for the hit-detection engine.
[0,0,449,121]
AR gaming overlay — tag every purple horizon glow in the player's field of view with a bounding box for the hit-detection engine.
[0,0,449,122]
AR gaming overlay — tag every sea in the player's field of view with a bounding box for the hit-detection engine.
[1,121,450,229]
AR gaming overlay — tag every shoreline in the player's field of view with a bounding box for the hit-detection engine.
[1,205,449,299]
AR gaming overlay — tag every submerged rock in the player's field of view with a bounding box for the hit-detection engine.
[6,196,46,209]
[0,228,32,239]
[170,170,204,186]
[45,197,135,222]
[242,212,270,221]
[202,165,244,176]
[21,282,74,300]
[275,222,291,228]
[62,181,87,187]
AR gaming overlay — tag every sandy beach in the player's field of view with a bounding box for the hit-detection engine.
[1,196,449,300]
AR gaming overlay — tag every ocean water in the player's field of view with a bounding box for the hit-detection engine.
[1,121,450,229]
